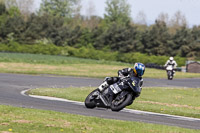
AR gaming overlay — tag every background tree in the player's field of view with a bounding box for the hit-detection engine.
[104,0,131,26]
[85,0,96,19]
[94,23,139,53]
[0,1,7,42]
[141,20,172,56]
[0,15,25,43]
[172,25,200,58]
[170,11,187,27]
[0,1,6,15]
[4,0,17,9]
[169,11,188,34]
[134,11,147,25]
[16,0,34,17]
[80,0,101,29]
[157,13,169,26]
[39,0,80,18]
[173,26,192,57]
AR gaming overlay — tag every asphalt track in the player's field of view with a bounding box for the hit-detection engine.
[0,73,200,129]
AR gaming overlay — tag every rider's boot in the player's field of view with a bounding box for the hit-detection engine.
[98,81,109,92]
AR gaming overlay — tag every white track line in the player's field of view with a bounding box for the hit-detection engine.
[122,109,200,122]
[21,89,200,122]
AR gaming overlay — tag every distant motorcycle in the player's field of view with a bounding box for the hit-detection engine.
[85,77,141,112]
[166,65,174,80]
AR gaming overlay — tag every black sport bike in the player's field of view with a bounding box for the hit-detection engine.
[85,76,142,111]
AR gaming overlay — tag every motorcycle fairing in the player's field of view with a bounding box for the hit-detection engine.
[127,77,141,95]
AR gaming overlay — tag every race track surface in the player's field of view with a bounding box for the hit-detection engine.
[0,73,200,129]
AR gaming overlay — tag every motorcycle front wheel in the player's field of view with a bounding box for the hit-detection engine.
[85,89,99,109]
[111,93,132,112]
[167,71,173,80]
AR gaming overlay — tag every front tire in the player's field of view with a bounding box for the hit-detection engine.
[85,89,99,109]
[111,93,132,112]
[167,71,173,80]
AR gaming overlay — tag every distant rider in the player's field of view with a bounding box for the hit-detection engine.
[98,63,145,103]
[164,57,177,75]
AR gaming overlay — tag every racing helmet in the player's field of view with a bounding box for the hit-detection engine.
[169,57,174,61]
[133,63,145,77]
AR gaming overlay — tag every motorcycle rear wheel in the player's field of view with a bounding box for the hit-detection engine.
[111,93,132,112]
[85,89,99,109]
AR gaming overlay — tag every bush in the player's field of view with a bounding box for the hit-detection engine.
[0,42,63,55]
[0,42,186,66]
[65,46,118,61]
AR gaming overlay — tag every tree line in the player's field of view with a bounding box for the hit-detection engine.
[0,0,199,61]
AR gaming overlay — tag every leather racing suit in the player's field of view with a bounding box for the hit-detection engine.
[104,68,143,96]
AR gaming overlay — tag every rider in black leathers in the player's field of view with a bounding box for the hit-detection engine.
[98,63,145,102]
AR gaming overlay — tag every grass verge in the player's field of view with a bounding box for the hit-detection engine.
[0,52,200,78]
[0,105,199,133]
[28,87,200,118]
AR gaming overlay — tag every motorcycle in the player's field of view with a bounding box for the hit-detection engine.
[84,76,141,112]
[166,65,174,80]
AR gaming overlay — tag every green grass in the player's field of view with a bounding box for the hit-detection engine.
[0,52,200,78]
[0,105,199,133]
[0,52,127,66]
[28,87,200,118]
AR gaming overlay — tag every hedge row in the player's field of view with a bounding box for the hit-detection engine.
[0,42,186,66]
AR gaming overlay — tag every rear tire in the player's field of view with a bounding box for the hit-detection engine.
[85,89,99,109]
[111,93,132,112]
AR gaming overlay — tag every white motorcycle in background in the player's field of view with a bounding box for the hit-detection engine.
[166,65,174,80]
